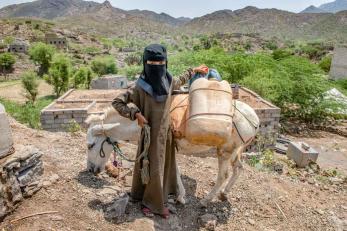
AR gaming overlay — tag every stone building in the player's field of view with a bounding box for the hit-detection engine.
[45,33,68,50]
[330,46,347,80]
[91,75,128,90]
[8,40,29,53]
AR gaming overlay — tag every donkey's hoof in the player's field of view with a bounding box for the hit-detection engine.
[200,199,208,208]
[218,192,228,201]
[177,195,186,205]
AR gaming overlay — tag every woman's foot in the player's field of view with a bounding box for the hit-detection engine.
[141,206,170,219]
[142,207,154,218]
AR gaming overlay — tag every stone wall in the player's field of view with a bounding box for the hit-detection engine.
[0,103,44,220]
[330,46,347,80]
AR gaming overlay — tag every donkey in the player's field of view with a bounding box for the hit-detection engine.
[85,95,259,207]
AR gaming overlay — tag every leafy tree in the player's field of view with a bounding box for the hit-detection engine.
[45,54,71,97]
[319,56,332,73]
[72,66,94,89]
[0,53,16,80]
[29,42,56,76]
[91,55,117,77]
[122,65,142,79]
[21,71,39,103]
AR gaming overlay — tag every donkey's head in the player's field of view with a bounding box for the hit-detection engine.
[85,107,140,174]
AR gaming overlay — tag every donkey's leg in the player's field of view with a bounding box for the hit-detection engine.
[176,164,186,204]
[201,148,230,207]
[219,147,244,200]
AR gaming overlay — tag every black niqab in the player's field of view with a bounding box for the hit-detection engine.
[142,44,171,97]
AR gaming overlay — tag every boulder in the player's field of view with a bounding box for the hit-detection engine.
[0,103,13,159]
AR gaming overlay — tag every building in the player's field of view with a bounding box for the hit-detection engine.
[8,40,29,53]
[91,75,128,90]
[330,46,347,80]
[45,33,67,50]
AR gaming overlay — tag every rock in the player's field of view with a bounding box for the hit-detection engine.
[199,214,217,231]
[105,193,129,219]
[316,209,324,215]
[248,218,255,225]
[0,145,44,220]
[49,174,60,183]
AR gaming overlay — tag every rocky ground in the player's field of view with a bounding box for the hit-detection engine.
[0,118,346,231]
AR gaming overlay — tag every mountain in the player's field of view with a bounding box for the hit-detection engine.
[319,0,347,13]
[128,10,190,26]
[0,0,187,27]
[182,7,347,41]
[0,0,180,36]
[0,0,99,19]
[301,0,347,13]
[301,5,327,13]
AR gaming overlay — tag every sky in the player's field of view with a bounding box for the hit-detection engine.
[0,0,334,18]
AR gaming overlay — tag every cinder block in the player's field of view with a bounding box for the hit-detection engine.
[287,142,319,168]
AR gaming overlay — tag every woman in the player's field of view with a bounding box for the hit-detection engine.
[112,44,198,218]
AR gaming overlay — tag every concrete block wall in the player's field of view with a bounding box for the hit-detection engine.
[40,101,94,132]
[239,88,281,152]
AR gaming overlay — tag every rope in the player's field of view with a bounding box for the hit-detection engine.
[99,124,151,185]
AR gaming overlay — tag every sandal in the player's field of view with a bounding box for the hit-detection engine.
[142,207,155,218]
[162,207,170,219]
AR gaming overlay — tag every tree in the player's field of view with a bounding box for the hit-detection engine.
[21,71,39,103]
[29,42,56,76]
[91,56,117,77]
[319,56,332,73]
[0,53,16,80]
[45,54,71,97]
[72,66,94,89]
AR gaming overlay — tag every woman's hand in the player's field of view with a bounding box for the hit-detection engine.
[135,112,148,128]
[193,65,209,75]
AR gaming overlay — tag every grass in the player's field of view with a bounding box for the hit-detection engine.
[0,95,55,129]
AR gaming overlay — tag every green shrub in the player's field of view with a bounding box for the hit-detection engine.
[124,53,142,66]
[272,49,292,60]
[319,56,332,73]
[170,49,334,122]
[122,65,142,79]
[21,71,39,103]
[72,66,94,89]
[45,54,71,97]
[3,36,14,45]
[264,40,278,50]
[91,56,117,76]
[29,42,56,76]
[0,53,16,80]
[0,96,54,129]
[82,46,101,54]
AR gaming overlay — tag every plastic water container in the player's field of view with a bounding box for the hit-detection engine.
[186,78,233,146]
[0,103,13,159]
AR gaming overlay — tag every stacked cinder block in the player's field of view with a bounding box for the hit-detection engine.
[40,101,93,132]
[239,88,281,152]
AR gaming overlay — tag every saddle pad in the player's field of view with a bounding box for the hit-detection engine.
[170,95,189,139]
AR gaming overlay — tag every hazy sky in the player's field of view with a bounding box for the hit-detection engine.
[0,0,334,18]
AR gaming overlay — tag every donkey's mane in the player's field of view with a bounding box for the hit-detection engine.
[85,106,118,125]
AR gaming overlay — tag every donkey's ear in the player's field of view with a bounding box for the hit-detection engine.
[91,123,120,136]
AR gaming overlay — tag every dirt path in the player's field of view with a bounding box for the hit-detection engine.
[0,120,346,231]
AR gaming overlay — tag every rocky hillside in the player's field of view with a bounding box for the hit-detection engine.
[1,0,347,41]
[301,0,347,13]
[0,0,184,34]
[182,6,347,41]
